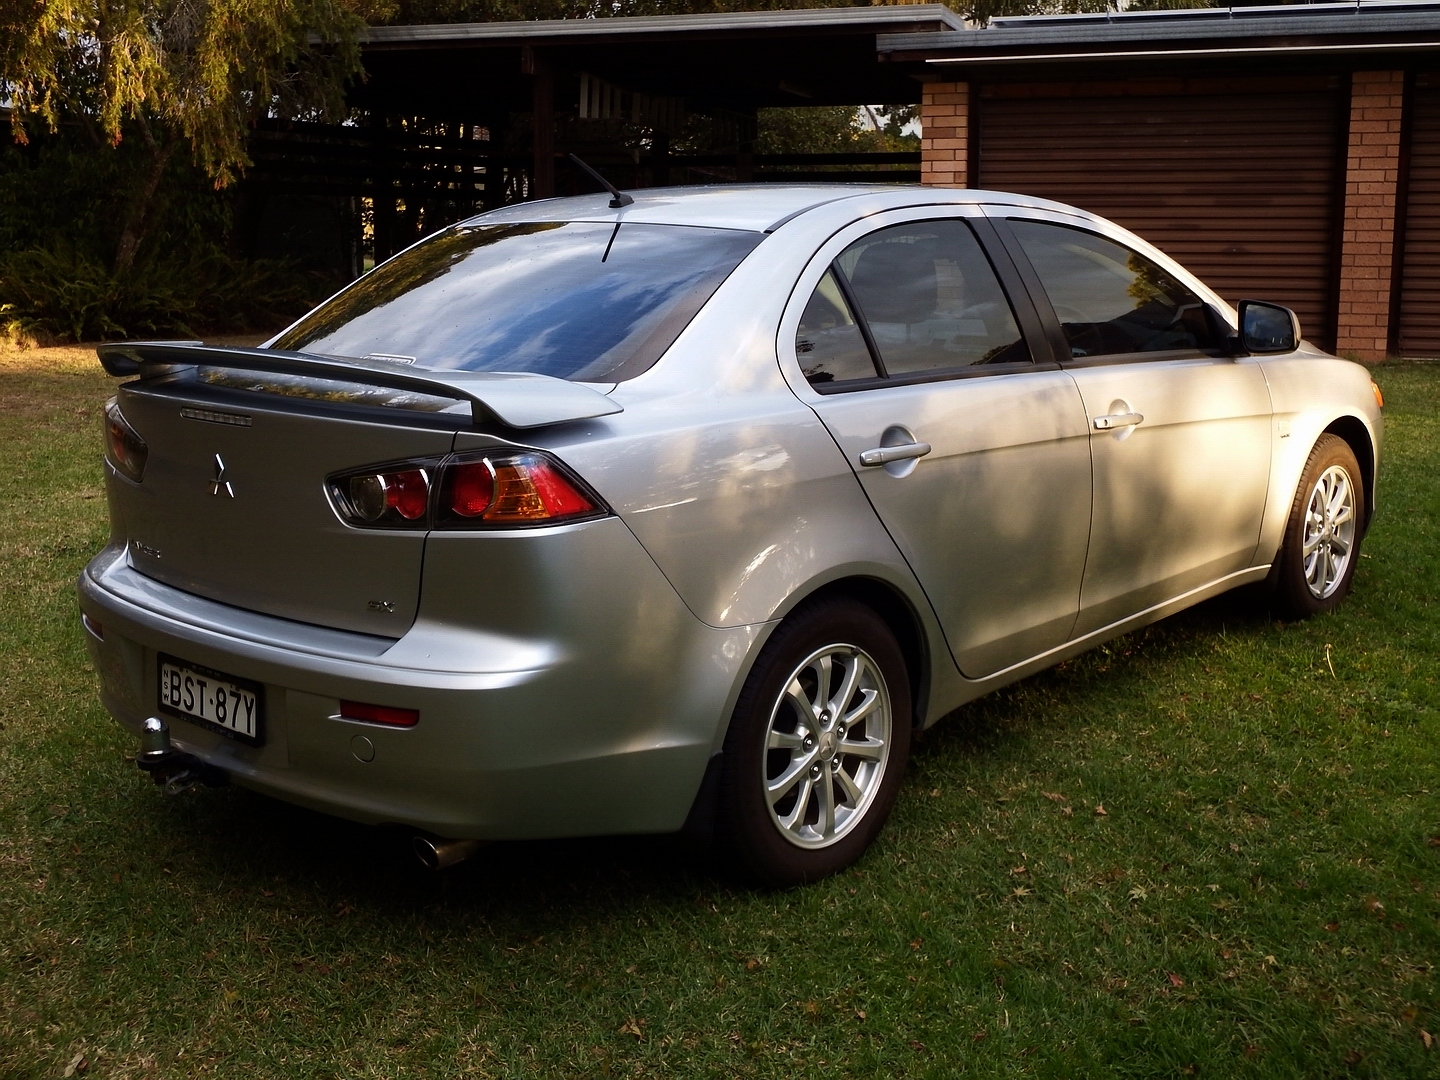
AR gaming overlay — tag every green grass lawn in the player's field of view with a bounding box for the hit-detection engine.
[2,348,1437,1079]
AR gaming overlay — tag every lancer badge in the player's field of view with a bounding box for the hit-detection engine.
[208,453,235,498]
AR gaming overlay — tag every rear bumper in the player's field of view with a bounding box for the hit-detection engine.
[78,525,763,840]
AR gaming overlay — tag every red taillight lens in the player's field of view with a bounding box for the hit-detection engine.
[449,461,495,517]
[340,700,419,727]
[335,465,433,528]
[388,469,430,520]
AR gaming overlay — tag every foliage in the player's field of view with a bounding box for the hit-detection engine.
[0,131,326,343]
[756,104,918,156]
[0,137,231,262]
[0,0,372,186]
[0,243,320,345]
[0,356,1437,1076]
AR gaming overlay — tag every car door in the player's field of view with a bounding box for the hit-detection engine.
[990,211,1273,638]
[781,208,1093,679]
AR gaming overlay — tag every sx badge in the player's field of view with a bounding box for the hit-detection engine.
[208,453,235,498]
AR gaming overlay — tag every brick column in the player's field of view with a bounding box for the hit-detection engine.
[1335,70,1405,361]
[921,82,969,189]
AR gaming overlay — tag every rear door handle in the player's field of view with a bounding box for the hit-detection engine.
[1092,411,1144,431]
[859,442,932,467]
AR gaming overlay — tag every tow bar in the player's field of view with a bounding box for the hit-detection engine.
[136,717,228,794]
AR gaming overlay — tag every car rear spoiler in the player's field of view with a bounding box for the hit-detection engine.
[95,341,624,430]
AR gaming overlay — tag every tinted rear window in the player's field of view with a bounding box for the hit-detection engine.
[273,221,764,382]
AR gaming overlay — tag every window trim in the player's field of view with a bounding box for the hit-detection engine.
[827,261,888,379]
[989,214,1236,367]
[809,357,1061,395]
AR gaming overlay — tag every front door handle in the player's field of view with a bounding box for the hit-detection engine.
[859,441,932,467]
[1092,411,1144,431]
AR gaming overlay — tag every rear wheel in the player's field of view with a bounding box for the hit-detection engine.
[719,598,911,887]
[1272,433,1365,619]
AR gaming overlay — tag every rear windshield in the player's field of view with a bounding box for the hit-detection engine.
[273,221,764,382]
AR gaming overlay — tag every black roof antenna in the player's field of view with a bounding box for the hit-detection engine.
[569,154,634,208]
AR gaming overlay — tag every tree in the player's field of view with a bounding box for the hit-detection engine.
[0,0,381,271]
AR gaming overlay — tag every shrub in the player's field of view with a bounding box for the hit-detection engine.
[0,242,321,345]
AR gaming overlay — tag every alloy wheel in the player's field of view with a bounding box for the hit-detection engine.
[1302,464,1357,600]
[762,644,892,849]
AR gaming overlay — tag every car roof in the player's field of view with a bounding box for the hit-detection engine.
[457,184,1084,234]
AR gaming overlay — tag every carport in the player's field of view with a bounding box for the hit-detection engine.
[237,6,958,270]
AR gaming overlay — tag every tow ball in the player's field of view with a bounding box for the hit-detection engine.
[136,717,228,794]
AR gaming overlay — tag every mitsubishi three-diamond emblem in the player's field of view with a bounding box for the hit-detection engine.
[208,453,235,498]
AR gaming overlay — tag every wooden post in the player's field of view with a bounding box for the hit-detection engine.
[524,46,555,199]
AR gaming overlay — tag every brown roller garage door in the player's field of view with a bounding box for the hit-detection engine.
[975,77,1346,351]
[1398,77,1440,357]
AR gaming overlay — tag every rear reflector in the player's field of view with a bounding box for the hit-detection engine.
[340,700,420,727]
[81,612,103,640]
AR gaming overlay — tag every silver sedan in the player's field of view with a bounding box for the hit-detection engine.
[80,184,1382,885]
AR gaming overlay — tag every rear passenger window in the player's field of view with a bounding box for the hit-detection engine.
[794,218,1029,388]
[1008,219,1222,359]
[837,220,1028,375]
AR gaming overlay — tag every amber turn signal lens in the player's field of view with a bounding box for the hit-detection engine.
[1371,380,1384,410]
[483,457,596,523]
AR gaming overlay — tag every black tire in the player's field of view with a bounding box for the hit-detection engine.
[1272,433,1366,620]
[718,597,912,887]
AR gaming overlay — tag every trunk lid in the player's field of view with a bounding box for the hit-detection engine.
[111,378,456,636]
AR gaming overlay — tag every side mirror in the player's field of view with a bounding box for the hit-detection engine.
[1236,300,1300,354]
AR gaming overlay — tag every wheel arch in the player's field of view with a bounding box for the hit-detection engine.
[781,575,931,732]
[1322,414,1376,533]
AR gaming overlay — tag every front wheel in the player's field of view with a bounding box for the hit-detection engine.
[1272,433,1366,619]
[718,598,912,887]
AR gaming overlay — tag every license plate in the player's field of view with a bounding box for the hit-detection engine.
[158,654,264,745]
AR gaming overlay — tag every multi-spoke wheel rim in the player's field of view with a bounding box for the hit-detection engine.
[762,643,892,850]
[1302,464,1357,600]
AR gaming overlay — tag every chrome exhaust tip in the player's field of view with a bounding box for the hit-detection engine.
[412,835,485,871]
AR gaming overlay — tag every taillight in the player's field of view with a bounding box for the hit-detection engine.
[103,398,148,482]
[340,700,419,727]
[448,461,495,518]
[441,452,597,525]
[330,464,435,528]
[328,451,604,530]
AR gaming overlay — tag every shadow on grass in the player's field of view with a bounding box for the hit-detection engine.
[913,581,1280,762]
[135,582,1286,911]
[143,775,726,914]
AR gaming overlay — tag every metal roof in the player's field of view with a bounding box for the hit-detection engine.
[352,5,966,115]
[877,0,1440,72]
[362,5,965,48]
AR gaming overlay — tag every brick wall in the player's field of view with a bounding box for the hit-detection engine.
[921,82,969,188]
[1335,70,1405,361]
